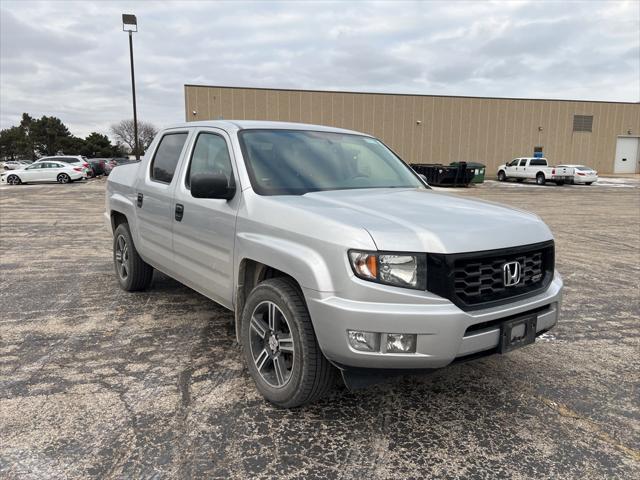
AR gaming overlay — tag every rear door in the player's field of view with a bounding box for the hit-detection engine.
[517,158,529,178]
[171,128,240,308]
[135,130,191,272]
[48,162,65,180]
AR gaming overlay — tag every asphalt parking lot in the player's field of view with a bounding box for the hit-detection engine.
[1,178,639,479]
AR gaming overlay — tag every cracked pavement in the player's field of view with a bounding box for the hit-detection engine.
[1,178,639,479]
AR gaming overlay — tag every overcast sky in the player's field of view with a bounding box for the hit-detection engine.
[1,0,638,138]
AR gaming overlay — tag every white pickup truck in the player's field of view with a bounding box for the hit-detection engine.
[497,157,574,186]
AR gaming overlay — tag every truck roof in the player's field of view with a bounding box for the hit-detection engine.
[164,120,366,136]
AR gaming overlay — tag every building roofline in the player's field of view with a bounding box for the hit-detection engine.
[184,84,639,106]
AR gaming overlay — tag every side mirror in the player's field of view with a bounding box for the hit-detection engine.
[191,173,235,200]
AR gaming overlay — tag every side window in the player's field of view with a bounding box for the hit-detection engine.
[150,133,189,184]
[186,132,233,188]
[519,159,527,166]
[27,163,42,170]
[507,159,518,167]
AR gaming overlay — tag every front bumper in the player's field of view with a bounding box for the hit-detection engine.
[304,273,562,369]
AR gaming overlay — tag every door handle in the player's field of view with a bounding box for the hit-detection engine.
[175,203,184,221]
[137,193,143,207]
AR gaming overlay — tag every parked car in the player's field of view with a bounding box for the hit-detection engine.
[35,156,91,177]
[497,157,574,185]
[556,164,598,185]
[88,158,111,176]
[106,121,562,407]
[3,160,31,170]
[1,160,84,185]
[112,157,139,166]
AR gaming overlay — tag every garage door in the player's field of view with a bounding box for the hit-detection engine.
[614,137,640,173]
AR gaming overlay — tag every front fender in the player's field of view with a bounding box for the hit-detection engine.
[235,232,334,292]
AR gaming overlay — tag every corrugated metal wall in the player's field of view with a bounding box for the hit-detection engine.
[184,85,640,174]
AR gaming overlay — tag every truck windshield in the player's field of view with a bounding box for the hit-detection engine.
[238,129,424,195]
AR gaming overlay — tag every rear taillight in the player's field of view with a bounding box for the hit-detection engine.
[552,168,556,175]
[74,167,83,172]
[577,172,585,176]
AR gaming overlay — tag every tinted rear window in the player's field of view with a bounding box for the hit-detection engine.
[150,133,189,183]
[530,159,547,166]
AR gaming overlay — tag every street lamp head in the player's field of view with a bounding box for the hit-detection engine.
[122,14,137,32]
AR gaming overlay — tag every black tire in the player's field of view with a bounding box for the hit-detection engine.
[7,174,21,185]
[242,277,336,408]
[497,170,506,182]
[113,223,153,291]
[536,173,546,185]
[57,173,70,184]
[585,182,593,185]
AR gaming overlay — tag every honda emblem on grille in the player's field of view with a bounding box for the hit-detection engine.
[503,261,521,287]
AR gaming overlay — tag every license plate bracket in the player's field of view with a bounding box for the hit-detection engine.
[499,315,537,353]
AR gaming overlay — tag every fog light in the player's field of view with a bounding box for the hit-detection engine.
[386,333,417,353]
[347,330,379,352]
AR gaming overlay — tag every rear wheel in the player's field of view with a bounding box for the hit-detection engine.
[497,170,506,182]
[113,223,154,291]
[7,175,21,185]
[242,277,336,408]
[536,173,546,185]
[57,173,70,184]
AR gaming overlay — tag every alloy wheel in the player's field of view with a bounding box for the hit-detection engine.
[7,175,19,185]
[249,300,295,388]
[114,234,130,280]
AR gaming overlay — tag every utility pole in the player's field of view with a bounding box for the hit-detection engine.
[122,14,140,159]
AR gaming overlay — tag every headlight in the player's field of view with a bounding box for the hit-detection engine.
[348,250,426,290]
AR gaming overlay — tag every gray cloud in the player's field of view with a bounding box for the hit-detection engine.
[1,0,638,138]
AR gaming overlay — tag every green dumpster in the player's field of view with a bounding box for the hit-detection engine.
[450,161,486,183]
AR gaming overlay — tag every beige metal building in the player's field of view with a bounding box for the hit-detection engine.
[184,85,640,174]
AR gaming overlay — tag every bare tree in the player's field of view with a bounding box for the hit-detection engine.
[110,119,158,156]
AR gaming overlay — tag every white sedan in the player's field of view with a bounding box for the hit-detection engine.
[1,161,84,185]
[557,164,598,185]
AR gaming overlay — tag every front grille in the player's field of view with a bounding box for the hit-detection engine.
[427,241,554,311]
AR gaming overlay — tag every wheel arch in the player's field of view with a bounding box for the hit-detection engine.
[235,258,305,344]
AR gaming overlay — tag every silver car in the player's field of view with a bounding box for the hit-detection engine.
[105,121,563,407]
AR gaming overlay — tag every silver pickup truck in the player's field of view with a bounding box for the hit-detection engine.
[106,121,563,407]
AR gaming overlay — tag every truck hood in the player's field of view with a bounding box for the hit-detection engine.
[289,188,552,253]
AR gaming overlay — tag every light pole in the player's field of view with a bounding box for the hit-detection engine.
[122,14,139,160]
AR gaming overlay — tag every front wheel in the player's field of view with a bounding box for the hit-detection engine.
[7,174,21,185]
[242,277,336,408]
[536,173,546,185]
[497,170,506,182]
[57,173,70,184]
[113,223,154,291]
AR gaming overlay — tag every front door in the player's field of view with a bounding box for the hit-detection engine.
[614,137,640,173]
[171,128,239,309]
[20,163,45,181]
[505,159,519,177]
[135,131,190,271]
